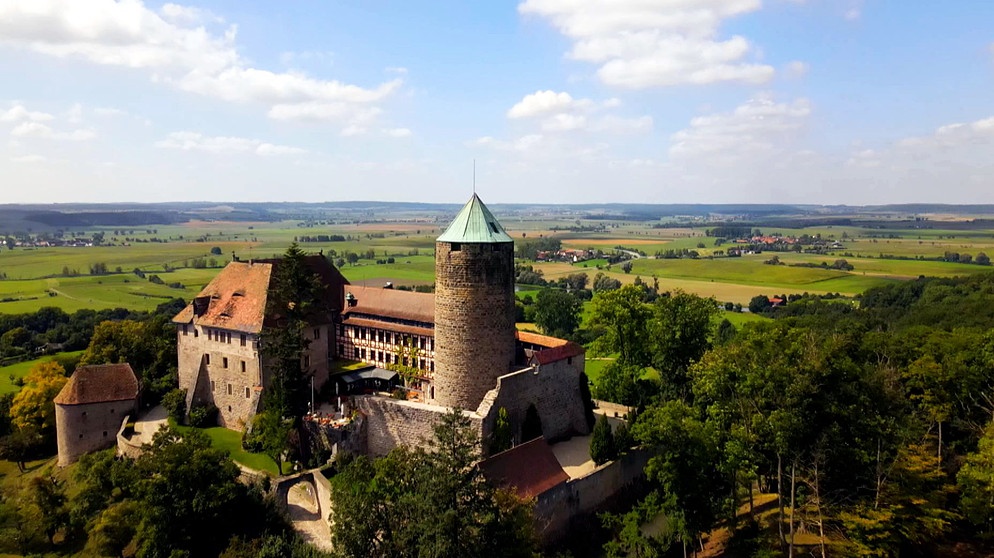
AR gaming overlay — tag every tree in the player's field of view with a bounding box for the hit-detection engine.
[330,409,536,558]
[490,407,513,454]
[565,272,589,291]
[210,246,223,255]
[249,410,292,475]
[10,361,67,435]
[588,284,653,367]
[976,252,990,266]
[533,288,583,339]
[161,388,187,425]
[748,294,772,314]
[620,261,633,274]
[957,422,994,534]
[132,426,245,557]
[261,243,323,419]
[592,272,622,292]
[590,414,616,465]
[648,291,718,400]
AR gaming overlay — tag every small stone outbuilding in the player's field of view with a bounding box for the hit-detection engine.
[55,363,139,466]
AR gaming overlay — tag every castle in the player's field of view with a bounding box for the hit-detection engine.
[172,194,592,454]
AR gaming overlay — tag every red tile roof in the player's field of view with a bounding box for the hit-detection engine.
[515,330,569,348]
[478,438,569,499]
[343,285,435,324]
[530,341,585,366]
[54,364,139,406]
[172,261,273,333]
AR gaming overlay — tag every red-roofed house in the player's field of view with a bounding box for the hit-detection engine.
[55,363,139,466]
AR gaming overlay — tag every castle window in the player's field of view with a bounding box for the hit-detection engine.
[228,406,232,413]
[103,431,108,437]
[227,384,232,395]
[205,354,210,365]
[223,357,228,369]
[194,329,199,338]
[182,324,188,335]
[304,355,311,368]
[430,339,435,351]
[240,334,246,347]
[110,408,114,414]
[378,351,384,362]
[430,361,435,372]
[340,324,345,337]
[81,411,87,417]
[245,387,250,398]
[241,361,246,373]
[387,332,393,344]
[338,344,344,356]
[451,243,461,252]
[207,330,212,341]
[314,328,320,340]
[211,381,216,391]
[354,347,360,359]
[378,331,384,343]
[79,434,83,439]
[567,357,573,365]
[361,348,366,359]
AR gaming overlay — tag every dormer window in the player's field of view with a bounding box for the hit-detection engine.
[451,243,461,252]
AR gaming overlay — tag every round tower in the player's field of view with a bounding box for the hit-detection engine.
[433,194,516,410]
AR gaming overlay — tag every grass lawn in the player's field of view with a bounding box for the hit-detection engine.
[170,420,288,476]
[0,350,85,394]
[719,310,769,328]
[584,357,614,387]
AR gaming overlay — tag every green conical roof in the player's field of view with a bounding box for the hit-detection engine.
[437,194,513,243]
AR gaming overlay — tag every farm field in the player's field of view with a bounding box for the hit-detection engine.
[0,351,84,394]
[2,215,994,315]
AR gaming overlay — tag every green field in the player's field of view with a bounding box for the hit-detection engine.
[170,420,288,476]
[2,217,993,315]
[0,351,85,394]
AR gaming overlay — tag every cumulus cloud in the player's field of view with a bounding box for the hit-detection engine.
[518,0,775,88]
[669,95,811,160]
[507,90,591,119]
[0,103,54,122]
[0,0,401,127]
[505,90,651,134]
[3,103,96,141]
[156,131,307,155]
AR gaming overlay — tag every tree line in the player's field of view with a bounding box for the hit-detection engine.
[589,273,994,556]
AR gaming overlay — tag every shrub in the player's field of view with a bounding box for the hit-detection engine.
[590,413,616,465]
[189,404,218,428]
[162,388,187,425]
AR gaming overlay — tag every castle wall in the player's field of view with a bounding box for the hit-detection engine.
[433,241,516,409]
[477,357,591,449]
[533,449,649,543]
[57,399,135,466]
[177,323,329,430]
[355,396,482,457]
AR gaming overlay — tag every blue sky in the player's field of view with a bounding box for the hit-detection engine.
[2,0,994,205]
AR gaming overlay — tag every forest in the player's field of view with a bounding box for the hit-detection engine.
[588,272,994,556]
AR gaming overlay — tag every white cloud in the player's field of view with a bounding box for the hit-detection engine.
[0,103,55,122]
[156,131,307,155]
[508,90,590,119]
[0,0,402,125]
[784,61,809,78]
[669,95,811,159]
[518,0,774,88]
[10,121,52,138]
[384,127,412,138]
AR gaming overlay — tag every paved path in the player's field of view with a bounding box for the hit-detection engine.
[132,405,168,444]
[288,480,333,551]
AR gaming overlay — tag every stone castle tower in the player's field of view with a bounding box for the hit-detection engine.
[433,194,516,409]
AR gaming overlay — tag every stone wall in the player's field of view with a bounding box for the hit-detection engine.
[116,415,143,460]
[57,399,136,466]
[355,395,482,457]
[177,323,329,431]
[433,241,516,409]
[477,359,591,450]
[534,449,649,543]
